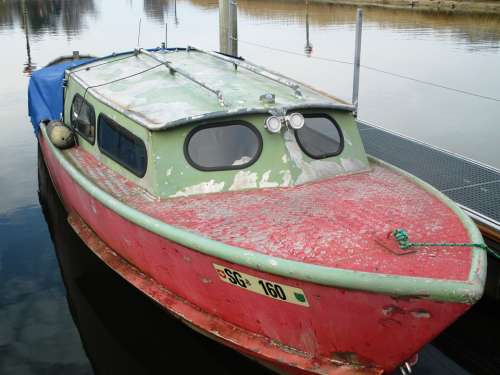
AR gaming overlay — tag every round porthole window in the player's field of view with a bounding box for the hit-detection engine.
[185,122,263,171]
[294,114,344,159]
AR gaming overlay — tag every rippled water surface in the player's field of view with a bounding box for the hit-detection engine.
[1,1,500,374]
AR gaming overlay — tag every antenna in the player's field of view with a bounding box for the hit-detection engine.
[136,18,142,49]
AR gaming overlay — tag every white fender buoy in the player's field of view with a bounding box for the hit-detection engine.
[46,121,75,149]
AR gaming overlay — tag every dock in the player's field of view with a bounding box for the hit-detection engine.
[358,120,500,236]
[358,119,500,301]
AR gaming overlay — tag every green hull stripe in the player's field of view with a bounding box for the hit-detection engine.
[42,126,486,304]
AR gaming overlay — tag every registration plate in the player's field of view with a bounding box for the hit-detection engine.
[213,264,309,307]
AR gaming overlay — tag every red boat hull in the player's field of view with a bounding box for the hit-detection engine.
[39,135,471,374]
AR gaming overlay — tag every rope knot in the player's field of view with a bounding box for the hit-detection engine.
[390,227,499,260]
[392,228,411,249]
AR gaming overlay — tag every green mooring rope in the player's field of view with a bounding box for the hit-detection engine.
[392,228,500,260]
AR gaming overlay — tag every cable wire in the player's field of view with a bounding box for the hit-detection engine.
[70,53,137,73]
[86,62,164,91]
[236,38,500,103]
[79,62,165,115]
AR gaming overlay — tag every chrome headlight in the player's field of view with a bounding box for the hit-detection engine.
[265,116,282,134]
[288,113,305,130]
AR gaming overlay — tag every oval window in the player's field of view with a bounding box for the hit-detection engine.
[70,94,96,144]
[295,114,343,159]
[186,122,262,171]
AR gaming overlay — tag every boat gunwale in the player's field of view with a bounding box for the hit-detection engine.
[40,124,486,304]
[66,48,355,132]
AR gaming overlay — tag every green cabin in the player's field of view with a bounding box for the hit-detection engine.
[63,47,369,198]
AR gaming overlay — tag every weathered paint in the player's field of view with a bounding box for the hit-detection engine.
[259,170,280,188]
[229,170,258,191]
[64,139,481,283]
[40,132,477,373]
[64,51,369,199]
[65,80,369,198]
[63,77,156,194]
[147,111,369,197]
[41,125,485,304]
[37,47,486,373]
[68,50,349,130]
[67,212,382,375]
[170,180,225,197]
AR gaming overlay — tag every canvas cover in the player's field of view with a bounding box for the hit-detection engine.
[28,59,93,133]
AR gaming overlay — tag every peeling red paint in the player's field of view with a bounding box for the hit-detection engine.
[382,305,431,319]
[39,138,475,374]
[67,145,473,281]
[68,212,382,375]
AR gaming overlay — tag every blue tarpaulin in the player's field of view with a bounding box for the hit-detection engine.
[28,59,93,133]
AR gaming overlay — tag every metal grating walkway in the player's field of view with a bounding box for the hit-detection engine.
[358,120,500,232]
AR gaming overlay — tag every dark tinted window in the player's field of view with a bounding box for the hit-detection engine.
[70,94,95,143]
[98,115,147,177]
[186,123,262,171]
[295,115,343,159]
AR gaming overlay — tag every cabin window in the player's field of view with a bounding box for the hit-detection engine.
[294,114,343,159]
[98,114,147,177]
[185,122,262,171]
[70,94,96,144]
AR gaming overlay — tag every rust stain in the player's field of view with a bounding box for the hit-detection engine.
[382,305,406,317]
[382,305,431,319]
[331,352,382,374]
[410,309,432,319]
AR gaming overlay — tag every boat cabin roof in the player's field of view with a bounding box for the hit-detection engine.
[67,48,353,131]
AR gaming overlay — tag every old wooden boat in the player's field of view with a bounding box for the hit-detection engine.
[29,47,487,374]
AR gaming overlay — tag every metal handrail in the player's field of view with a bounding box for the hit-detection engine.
[139,49,225,106]
[189,46,303,98]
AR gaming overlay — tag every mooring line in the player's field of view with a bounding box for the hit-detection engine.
[392,228,500,260]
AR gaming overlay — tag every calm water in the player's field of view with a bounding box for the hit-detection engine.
[1,0,500,374]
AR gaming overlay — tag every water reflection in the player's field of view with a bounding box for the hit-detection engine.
[143,0,179,24]
[21,6,36,75]
[0,0,97,37]
[2,0,496,49]
[37,153,274,375]
[1,0,500,372]
[0,159,92,374]
[187,0,500,51]
[304,0,312,56]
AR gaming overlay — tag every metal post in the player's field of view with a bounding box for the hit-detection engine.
[137,18,142,49]
[352,8,363,116]
[219,0,238,56]
[174,0,178,24]
[219,0,229,54]
[304,0,312,56]
[229,0,238,56]
[165,22,168,48]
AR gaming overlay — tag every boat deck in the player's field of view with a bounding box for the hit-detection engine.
[65,146,477,282]
[358,120,500,235]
